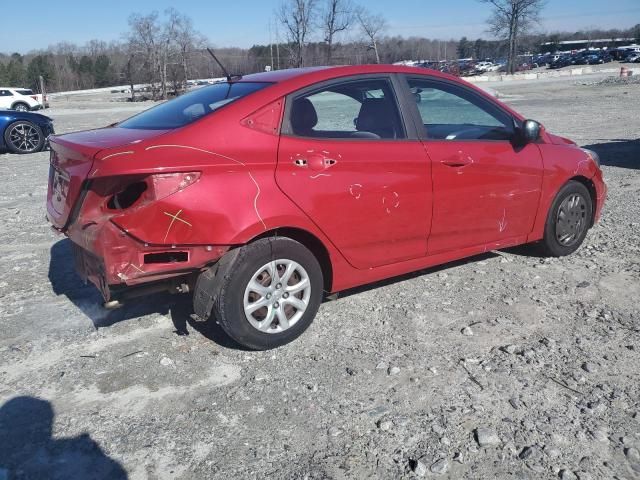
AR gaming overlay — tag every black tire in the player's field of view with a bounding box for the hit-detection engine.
[12,102,30,112]
[210,237,323,350]
[3,121,44,154]
[540,180,593,257]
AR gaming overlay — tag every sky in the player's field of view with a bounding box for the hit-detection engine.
[1,0,639,54]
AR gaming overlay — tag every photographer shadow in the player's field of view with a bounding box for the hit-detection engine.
[0,396,127,479]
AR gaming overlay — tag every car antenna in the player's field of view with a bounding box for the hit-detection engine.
[206,48,241,82]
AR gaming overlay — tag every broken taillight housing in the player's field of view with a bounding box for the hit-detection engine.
[103,172,201,211]
[147,172,201,201]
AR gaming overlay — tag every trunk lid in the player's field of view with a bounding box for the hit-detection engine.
[46,127,168,230]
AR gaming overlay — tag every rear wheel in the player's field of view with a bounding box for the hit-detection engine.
[211,237,323,350]
[4,121,44,154]
[540,180,593,257]
[12,102,29,112]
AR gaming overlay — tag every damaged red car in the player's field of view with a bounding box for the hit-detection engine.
[47,65,606,349]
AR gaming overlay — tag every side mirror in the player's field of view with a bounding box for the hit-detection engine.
[522,119,541,143]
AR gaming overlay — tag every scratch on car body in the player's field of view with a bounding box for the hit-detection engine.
[310,173,331,179]
[163,209,192,242]
[147,144,267,229]
[349,183,363,199]
[99,151,134,161]
[247,172,267,230]
[497,208,508,232]
[145,144,246,167]
[128,263,145,274]
[382,191,400,214]
[574,159,589,175]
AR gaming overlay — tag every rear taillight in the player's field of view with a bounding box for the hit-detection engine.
[148,172,200,201]
[101,172,201,211]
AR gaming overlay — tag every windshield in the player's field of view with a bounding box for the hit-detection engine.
[118,82,272,130]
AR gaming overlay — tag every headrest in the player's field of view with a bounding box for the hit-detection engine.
[355,98,397,137]
[291,98,318,134]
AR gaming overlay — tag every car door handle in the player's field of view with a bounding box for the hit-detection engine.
[295,154,337,171]
[441,154,472,168]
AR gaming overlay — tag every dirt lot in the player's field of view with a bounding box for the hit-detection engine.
[0,75,639,480]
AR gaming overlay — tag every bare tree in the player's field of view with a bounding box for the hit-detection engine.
[320,0,355,64]
[127,12,162,98]
[278,0,317,67]
[126,10,206,99]
[479,0,545,74]
[158,8,182,99]
[173,13,205,85]
[356,8,387,64]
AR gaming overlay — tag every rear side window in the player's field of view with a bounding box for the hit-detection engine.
[288,78,405,140]
[0,90,14,96]
[119,82,271,130]
[16,89,34,96]
[408,78,514,141]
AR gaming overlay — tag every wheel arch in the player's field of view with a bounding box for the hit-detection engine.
[11,101,30,110]
[252,227,334,293]
[568,175,597,226]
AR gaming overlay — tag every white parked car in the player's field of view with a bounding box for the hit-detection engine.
[0,88,45,111]
[474,62,501,73]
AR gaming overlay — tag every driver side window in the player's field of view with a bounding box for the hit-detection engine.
[408,78,513,141]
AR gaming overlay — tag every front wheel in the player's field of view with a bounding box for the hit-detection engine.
[540,180,593,257]
[211,237,324,350]
[4,121,44,154]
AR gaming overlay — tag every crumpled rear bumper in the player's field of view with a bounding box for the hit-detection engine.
[66,216,228,301]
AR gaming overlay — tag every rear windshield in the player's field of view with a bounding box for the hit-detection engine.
[118,82,271,130]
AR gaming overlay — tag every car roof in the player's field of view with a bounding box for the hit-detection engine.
[230,63,526,122]
[239,64,458,85]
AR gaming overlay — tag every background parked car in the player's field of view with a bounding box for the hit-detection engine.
[16,88,49,108]
[549,55,573,69]
[586,52,612,64]
[0,110,54,153]
[623,52,640,63]
[0,88,46,111]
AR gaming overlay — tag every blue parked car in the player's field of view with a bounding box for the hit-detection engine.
[0,110,54,154]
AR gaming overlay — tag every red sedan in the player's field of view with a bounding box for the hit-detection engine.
[46,65,606,349]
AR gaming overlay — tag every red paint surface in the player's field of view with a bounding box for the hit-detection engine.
[46,65,607,299]
[425,141,543,254]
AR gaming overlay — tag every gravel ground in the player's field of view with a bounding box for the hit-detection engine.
[0,76,639,480]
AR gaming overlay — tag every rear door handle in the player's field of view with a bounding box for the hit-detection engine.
[294,154,337,171]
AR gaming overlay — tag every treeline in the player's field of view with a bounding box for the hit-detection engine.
[0,8,638,95]
[0,41,121,93]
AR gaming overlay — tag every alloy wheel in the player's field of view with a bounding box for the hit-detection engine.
[243,259,311,334]
[8,123,41,153]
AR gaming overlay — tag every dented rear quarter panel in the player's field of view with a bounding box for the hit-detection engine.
[93,108,331,247]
